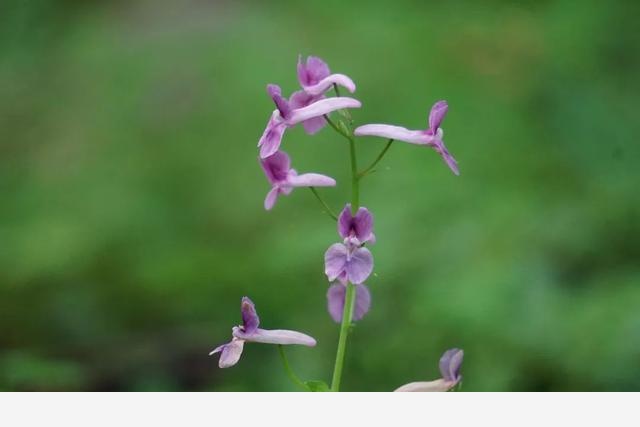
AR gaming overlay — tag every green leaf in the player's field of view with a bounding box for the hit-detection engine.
[304,380,330,392]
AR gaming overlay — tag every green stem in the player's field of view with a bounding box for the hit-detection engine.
[324,115,350,139]
[325,95,361,391]
[348,135,359,213]
[309,187,338,221]
[358,139,394,178]
[330,282,356,392]
[278,345,307,391]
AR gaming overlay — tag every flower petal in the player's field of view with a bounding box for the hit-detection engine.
[327,283,372,323]
[297,55,330,87]
[439,348,464,383]
[353,207,374,243]
[234,328,316,346]
[431,135,459,176]
[301,116,327,135]
[354,124,431,145]
[327,283,346,323]
[338,204,374,243]
[210,338,245,369]
[352,283,371,321]
[338,204,353,240]
[394,379,453,392]
[260,150,291,184]
[324,243,348,282]
[267,84,291,119]
[289,91,328,135]
[264,187,280,210]
[302,74,356,97]
[428,100,448,132]
[287,97,361,125]
[258,111,287,159]
[345,247,373,284]
[287,172,336,188]
[241,297,260,334]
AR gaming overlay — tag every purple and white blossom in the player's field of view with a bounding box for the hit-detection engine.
[327,283,371,323]
[261,150,336,211]
[354,100,459,175]
[289,56,358,135]
[338,204,375,245]
[297,55,356,97]
[210,297,317,369]
[258,84,361,158]
[324,204,375,285]
[394,348,464,392]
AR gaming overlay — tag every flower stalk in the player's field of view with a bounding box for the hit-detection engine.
[309,187,338,220]
[278,345,308,391]
[331,281,356,391]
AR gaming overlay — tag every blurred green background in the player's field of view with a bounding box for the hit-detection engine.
[1,0,639,391]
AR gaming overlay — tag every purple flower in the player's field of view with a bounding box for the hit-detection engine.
[297,55,356,97]
[210,297,317,369]
[261,150,336,210]
[338,204,375,245]
[327,283,371,323]
[394,348,464,392]
[287,56,357,136]
[354,100,459,175]
[258,84,361,158]
[324,204,375,284]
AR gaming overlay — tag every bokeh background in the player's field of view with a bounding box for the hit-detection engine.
[1,0,639,391]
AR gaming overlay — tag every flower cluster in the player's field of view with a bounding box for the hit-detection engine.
[211,55,464,392]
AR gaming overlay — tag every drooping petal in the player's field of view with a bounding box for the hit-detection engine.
[260,150,291,184]
[286,97,361,126]
[302,116,327,135]
[264,187,280,210]
[354,124,431,145]
[287,172,336,188]
[326,283,371,323]
[267,84,291,119]
[428,100,448,132]
[258,111,287,159]
[209,338,245,369]
[241,297,259,334]
[430,133,459,176]
[233,327,316,347]
[439,348,464,383]
[302,74,356,97]
[345,247,373,284]
[327,283,346,323]
[324,243,348,282]
[297,55,330,87]
[353,283,372,321]
[394,379,453,392]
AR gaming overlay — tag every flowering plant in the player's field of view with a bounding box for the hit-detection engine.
[211,55,463,392]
